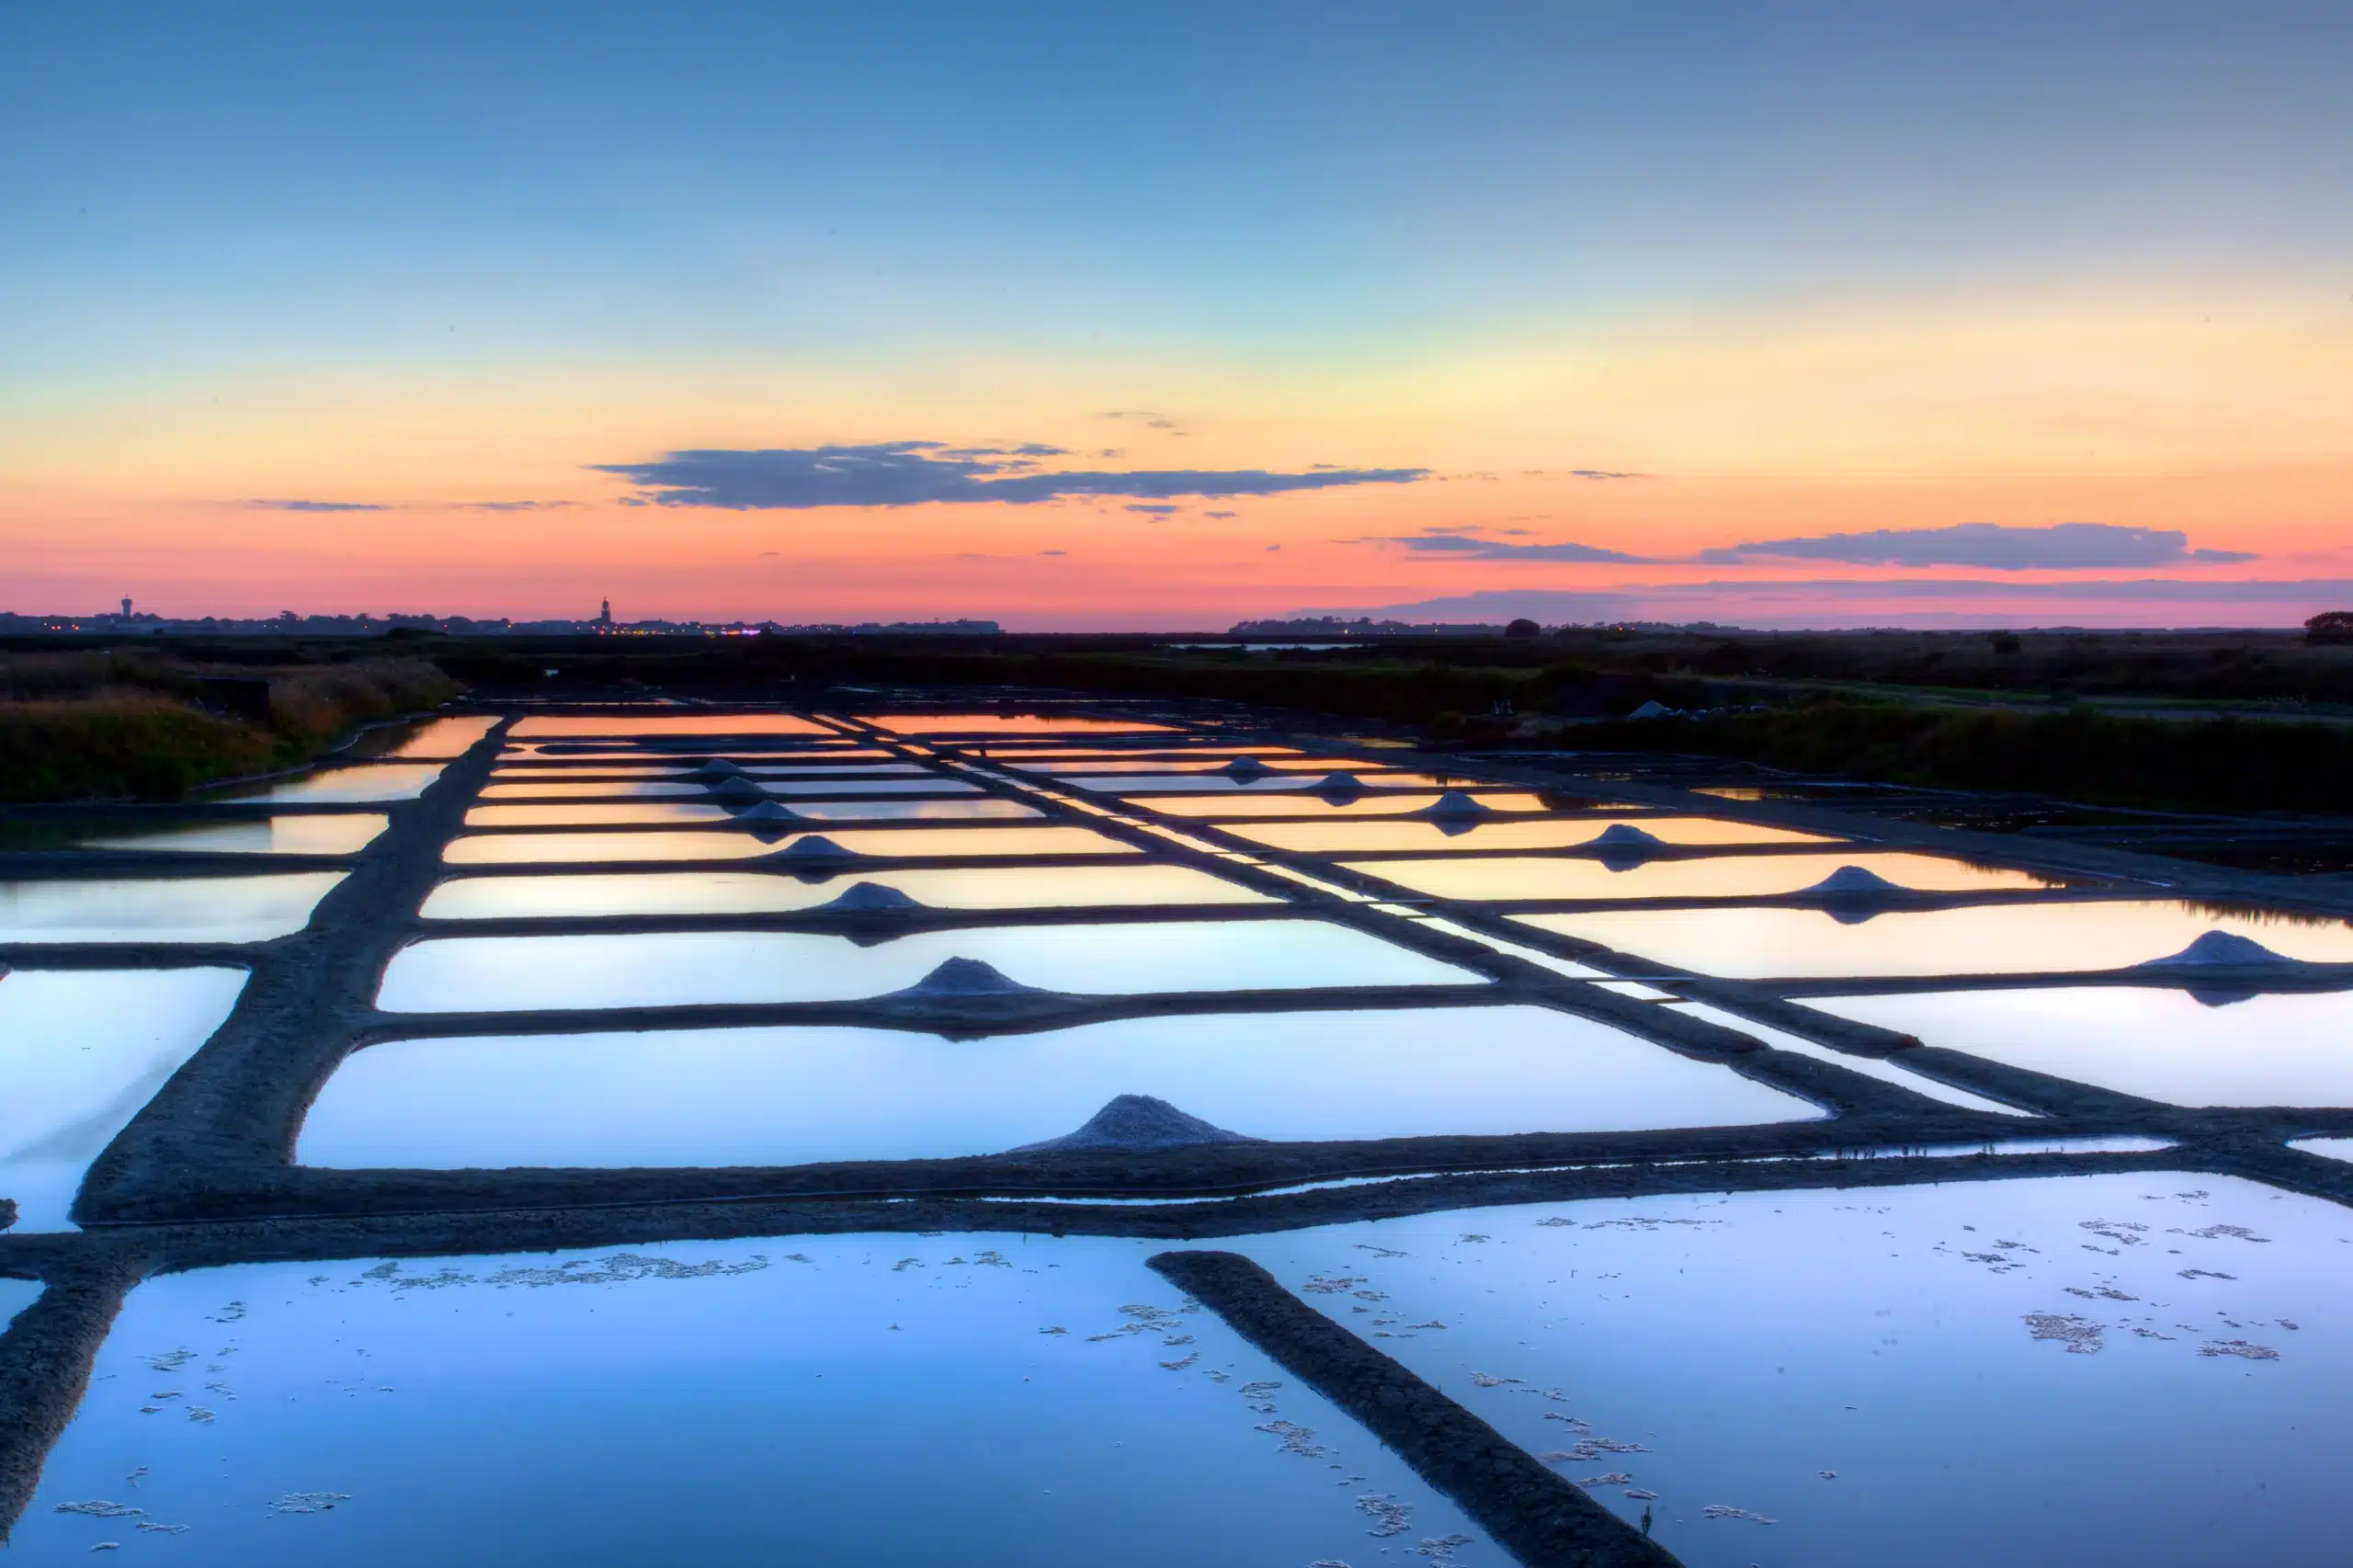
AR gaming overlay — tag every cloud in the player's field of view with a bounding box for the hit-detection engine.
[454,499,578,512]
[1370,528,1647,563]
[1205,510,1237,519]
[1039,550,1068,556]
[1126,503,1181,517]
[1569,470,1642,481]
[592,441,1428,508]
[1707,522,2255,570]
[937,443,1067,460]
[247,498,387,513]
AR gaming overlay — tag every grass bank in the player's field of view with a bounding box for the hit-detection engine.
[0,653,461,801]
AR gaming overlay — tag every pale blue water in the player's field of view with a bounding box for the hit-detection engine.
[0,968,247,1228]
[374,920,1486,1011]
[1229,1174,2353,1568]
[297,1005,1821,1168]
[1814,989,2353,1108]
[17,1235,1492,1565]
[0,875,344,943]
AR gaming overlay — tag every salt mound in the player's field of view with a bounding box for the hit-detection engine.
[819,881,926,914]
[892,957,1049,997]
[1011,1094,1259,1152]
[774,835,858,863]
[1313,771,1365,796]
[733,800,804,825]
[2135,931,2301,970]
[1803,865,1905,897]
[1217,756,1272,778]
[1586,823,1665,849]
[708,776,769,804]
[683,758,744,781]
[1420,790,1491,821]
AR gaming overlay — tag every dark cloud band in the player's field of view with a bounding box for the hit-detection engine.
[592,441,1427,509]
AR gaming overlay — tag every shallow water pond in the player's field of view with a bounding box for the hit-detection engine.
[863,713,1179,733]
[360,715,499,757]
[1516,903,2353,979]
[205,764,445,804]
[0,874,345,943]
[301,1005,1818,1168]
[418,864,1275,919]
[463,802,738,828]
[477,780,711,799]
[1660,1000,2035,1118]
[1011,756,1388,776]
[1080,772,1449,794]
[1813,988,2353,1108]
[441,825,1138,866]
[1227,1174,2353,1567]
[17,1235,1489,1565]
[462,799,1038,829]
[374,919,1483,1011]
[0,967,247,1228]
[1142,791,1551,819]
[71,815,389,857]
[1348,851,2057,903]
[1227,816,1839,854]
[508,714,834,737]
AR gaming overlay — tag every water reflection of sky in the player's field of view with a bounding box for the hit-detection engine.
[299,1006,1818,1167]
[1231,1176,2353,1567]
[0,874,343,942]
[205,764,445,804]
[1519,903,2353,978]
[0,968,245,1228]
[370,715,499,758]
[419,864,1275,919]
[1231,817,1841,853]
[1353,851,2056,903]
[867,713,1178,733]
[79,815,389,856]
[1145,791,1551,818]
[508,715,834,737]
[375,920,1484,1011]
[17,1235,1484,1565]
[1816,989,2353,1107]
[441,825,1139,865]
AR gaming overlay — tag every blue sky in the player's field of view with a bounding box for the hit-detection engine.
[4,3,2349,625]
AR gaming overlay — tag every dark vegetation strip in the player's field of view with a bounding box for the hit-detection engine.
[1574,704,2353,816]
[1148,1249,1683,1568]
[0,649,460,801]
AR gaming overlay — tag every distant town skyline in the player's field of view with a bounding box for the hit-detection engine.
[6,4,2350,630]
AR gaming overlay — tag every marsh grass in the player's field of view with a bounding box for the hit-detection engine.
[0,654,461,801]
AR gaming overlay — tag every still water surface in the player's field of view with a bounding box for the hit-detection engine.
[300,1005,1819,1166]
[374,920,1483,1010]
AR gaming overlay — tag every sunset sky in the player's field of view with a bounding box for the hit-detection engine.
[5,3,2350,630]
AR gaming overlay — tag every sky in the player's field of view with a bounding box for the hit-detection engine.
[4,2,2349,631]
